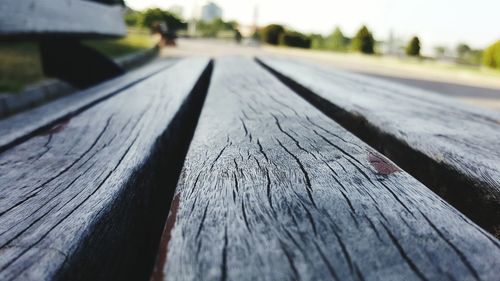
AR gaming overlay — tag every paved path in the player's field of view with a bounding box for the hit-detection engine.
[162,39,500,110]
[355,72,500,110]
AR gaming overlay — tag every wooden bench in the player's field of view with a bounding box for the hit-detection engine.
[0,58,212,280]
[0,53,499,279]
[148,57,500,281]
[0,2,210,279]
[1,4,499,278]
[257,57,500,236]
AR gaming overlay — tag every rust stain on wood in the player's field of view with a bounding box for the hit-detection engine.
[151,194,181,281]
[368,152,401,175]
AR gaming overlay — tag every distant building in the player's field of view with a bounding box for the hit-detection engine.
[201,2,222,22]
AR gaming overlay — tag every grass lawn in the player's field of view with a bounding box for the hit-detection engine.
[83,29,157,58]
[0,43,44,92]
[0,29,156,93]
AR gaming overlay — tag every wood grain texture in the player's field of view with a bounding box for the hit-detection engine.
[0,0,126,39]
[258,57,500,236]
[0,58,211,280]
[154,58,500,281]
[0,59,176,153]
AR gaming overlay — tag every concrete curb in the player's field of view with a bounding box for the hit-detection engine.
[0,45,160,119]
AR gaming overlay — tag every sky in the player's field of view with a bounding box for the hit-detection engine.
[125,0,500,50]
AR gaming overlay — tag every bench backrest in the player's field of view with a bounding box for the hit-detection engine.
[0,0,128,88]
[0,0,126,39]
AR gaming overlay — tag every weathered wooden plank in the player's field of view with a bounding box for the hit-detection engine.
[0,0,126,39]
[258,57,500,236]
[153,58,500,281]
[0,59,176,153]
[0,58,212,280]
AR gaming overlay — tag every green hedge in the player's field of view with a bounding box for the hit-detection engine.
[279,31,311,49]
[483,40,500,69]
[261,24,285,45]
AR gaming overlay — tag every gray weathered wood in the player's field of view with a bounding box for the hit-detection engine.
[258,57,500,236]
[153,58,500,281]
[0,0,126,39]
[0,58,211,280]
[0,59,176,153]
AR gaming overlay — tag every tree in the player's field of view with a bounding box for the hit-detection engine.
[279,31,311,48]
[462,49,483,66]
[483,40,500,69]
[351,25,375,54]
[261,24,285,45]
[310,34,325,49]
[324,27,349,51]
[455,43,483,66]
[456,43,471,58]
[124,8,142,27]
[406,36,421,56]
[196,18,237,37]
[141,8,186,31]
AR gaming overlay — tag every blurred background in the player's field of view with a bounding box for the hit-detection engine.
[2,0,500,109]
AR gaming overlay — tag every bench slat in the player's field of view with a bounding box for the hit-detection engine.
[0,58,211,280]
[258,57,500,235]
[0,0,126,39]
[153,58,500,281]
[0,59,176,153]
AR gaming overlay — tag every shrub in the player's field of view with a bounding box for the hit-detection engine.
[196,18,237,37]
[483,40,500,69]
[324,27,349,51]
[124,9,142,27]
[456,43,471,58]
[406,36,421,56]
[279,31,311,48]
[141,8,186,31]
[454,43,483,66]
[351,25,375,54]
[310,34,325,49]
[261,24,285,45]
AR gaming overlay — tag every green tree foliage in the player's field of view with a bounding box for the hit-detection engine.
[464,50,483,66]
[455,43,483,66]
[141,8,186,31]
[351,25,375,54]
[261,24,285,45]
[483,40,500,69]
[196,18,237,37]
[310,34,325,49]
[406,36,421,56]
[456,43,471,58]
[124,8,142,27]
[324,27,349,51]
[279,31,311,49]
[311,28,350,52]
